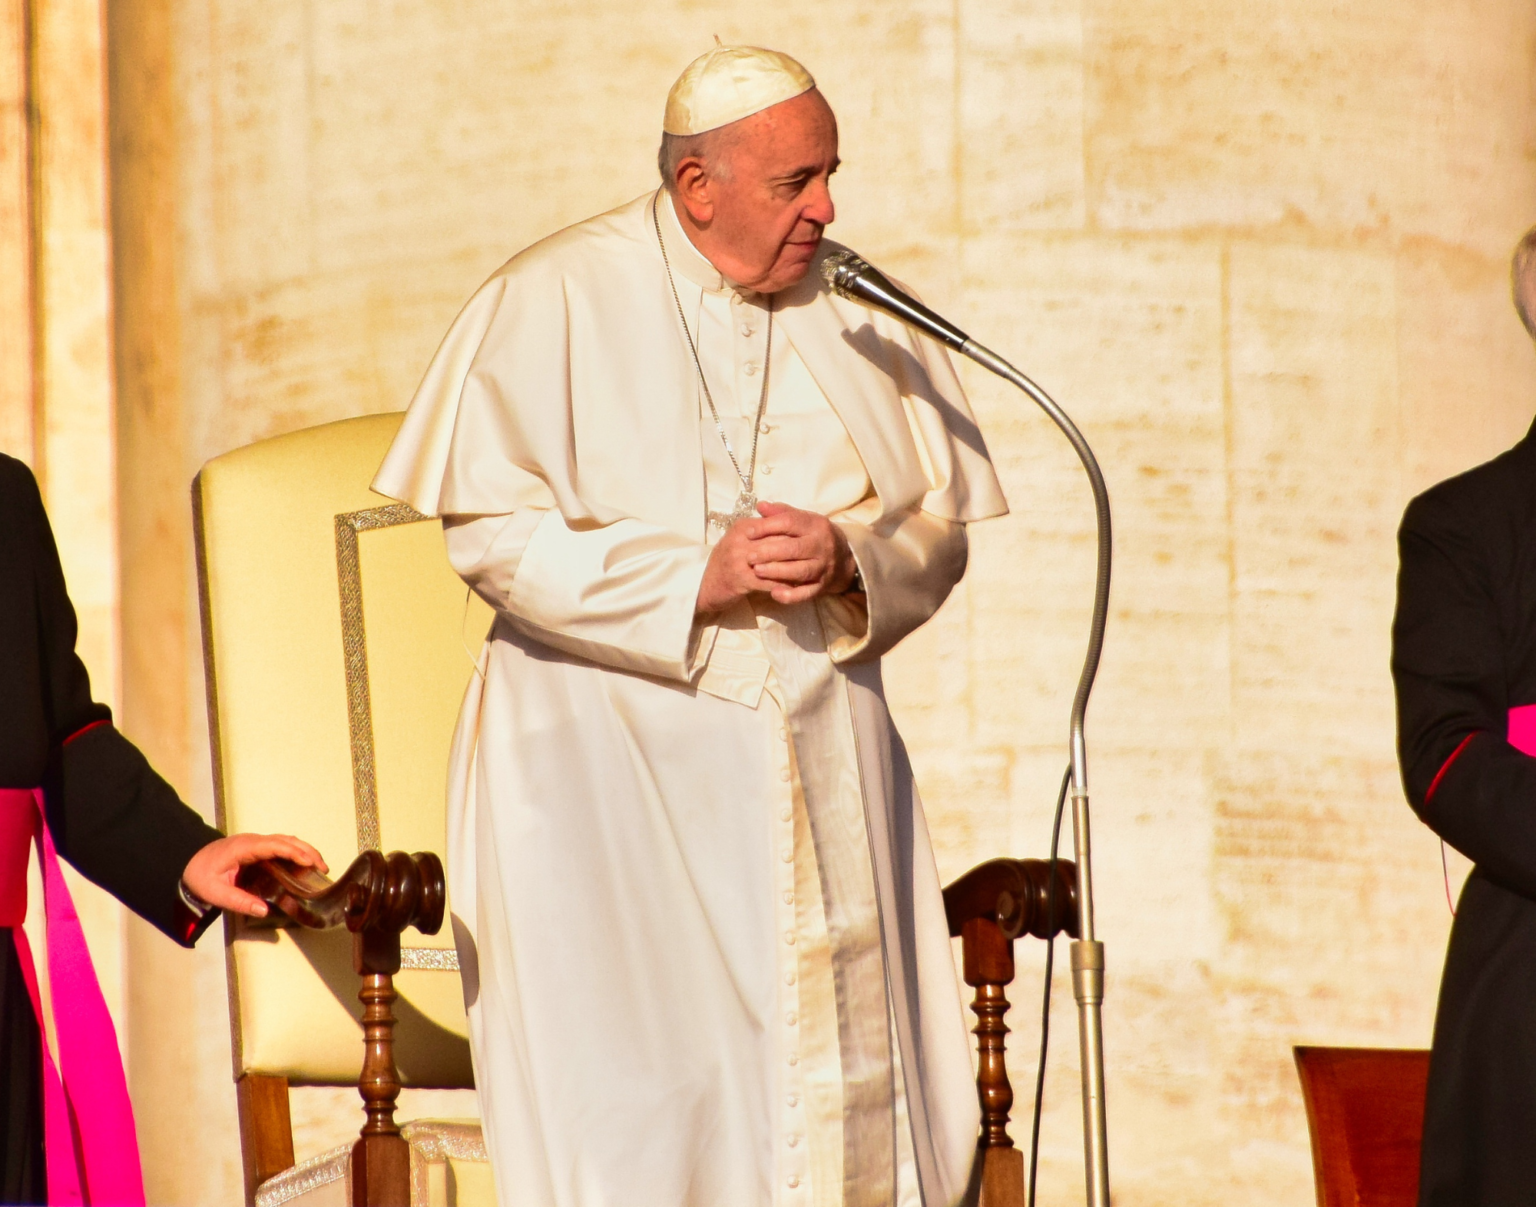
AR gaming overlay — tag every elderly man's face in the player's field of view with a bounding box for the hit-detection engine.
[675,89,839,294]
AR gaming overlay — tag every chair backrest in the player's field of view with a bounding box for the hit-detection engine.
[195,412,492,1088]
[1293,1046,1430,1207]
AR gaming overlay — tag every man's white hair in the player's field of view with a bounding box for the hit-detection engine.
[657,128,735,194]
[1514,227,1536,338]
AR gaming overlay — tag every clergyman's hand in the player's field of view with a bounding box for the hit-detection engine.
[182,833,328,919]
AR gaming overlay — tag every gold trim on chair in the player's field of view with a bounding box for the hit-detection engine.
[399,949,461,972]
[335,502,460,975]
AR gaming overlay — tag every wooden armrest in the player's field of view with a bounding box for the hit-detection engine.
[943,856,1079,941]
[237,850,445,938]
[235,850,448,1207]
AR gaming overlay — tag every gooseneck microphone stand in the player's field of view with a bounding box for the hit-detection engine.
[822,251,1112,1207]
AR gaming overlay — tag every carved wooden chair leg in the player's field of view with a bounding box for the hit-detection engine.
[352,929,409,1207]
[965,916,1025,1207]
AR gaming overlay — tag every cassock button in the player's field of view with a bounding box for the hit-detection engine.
[784,931,797,945]
[781,848,793,863]
[787,1053,799,1066]
[779,727,789,741]
[740,323,754,336]
[787,1134,801,1148]
[786,1094,800,1108]
[760,464,774,476]
[786,1012,798,1026]
[780,767,791,782]
[784,971,797,985]
[780,807,792,822]
[783,891,795,905]
[761,422,773,435]
[744,362,760,376]
[787,1175,801,1189]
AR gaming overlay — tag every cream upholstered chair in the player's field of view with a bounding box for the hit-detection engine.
[195,412,495,1207]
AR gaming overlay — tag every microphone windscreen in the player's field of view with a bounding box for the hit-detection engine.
[820,249,867,296]
[818,248,971,351]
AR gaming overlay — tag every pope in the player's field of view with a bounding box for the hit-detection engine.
[376,44,1007,1207]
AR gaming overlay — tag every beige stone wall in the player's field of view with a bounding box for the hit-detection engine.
[0,0,1522,1203]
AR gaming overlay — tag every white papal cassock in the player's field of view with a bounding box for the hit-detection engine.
[373,190,1008,1207]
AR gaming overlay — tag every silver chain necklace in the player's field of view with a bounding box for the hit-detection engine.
[652,194,773,533]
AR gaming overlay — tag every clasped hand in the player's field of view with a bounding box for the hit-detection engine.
[697,501,858,614]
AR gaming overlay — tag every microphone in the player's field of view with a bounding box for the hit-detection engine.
[819,240,1116,1207]
[819,245,1017,393]
[819,250,972,352]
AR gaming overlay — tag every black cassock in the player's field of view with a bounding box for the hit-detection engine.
[0,453,221,1202]
[1393,417,1536,1206]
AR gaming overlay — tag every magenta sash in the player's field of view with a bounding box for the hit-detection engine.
[0,787,145,1206]
[1511,705,1536,757]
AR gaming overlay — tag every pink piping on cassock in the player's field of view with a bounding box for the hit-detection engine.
[60,720,110,747]
[1425,732,1480,807]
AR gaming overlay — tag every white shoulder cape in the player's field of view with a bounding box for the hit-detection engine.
[373,192,1007,531]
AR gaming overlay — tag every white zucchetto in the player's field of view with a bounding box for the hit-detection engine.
[662,44,816,136]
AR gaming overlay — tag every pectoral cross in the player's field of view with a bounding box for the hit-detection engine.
[708,490,758,534]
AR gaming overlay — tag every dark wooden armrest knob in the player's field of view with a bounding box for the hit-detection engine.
[237,850,446,937]
[943,856,1078,941]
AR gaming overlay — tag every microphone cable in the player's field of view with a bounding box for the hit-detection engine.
[1028,765,1073,1207]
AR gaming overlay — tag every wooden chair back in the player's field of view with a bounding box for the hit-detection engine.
[1293,1046,1430,1207]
